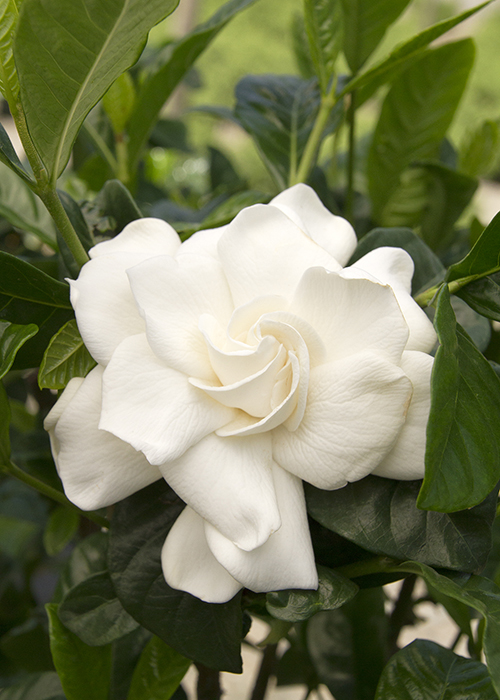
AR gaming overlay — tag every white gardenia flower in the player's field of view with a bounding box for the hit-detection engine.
[44,184,436,603]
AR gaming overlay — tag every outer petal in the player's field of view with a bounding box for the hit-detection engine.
[205,464,318,593]
[347,248,436,353]
[272,352,412,489]
[217,203,342,307]
[372,350,433,480]
[100,334,236,465]
[70,253,146,366]
[127,253,234,381]
[89,218,180,258]
[159,432,280,551]
[161,506,242,603]
[44,366,161,510]
[271,184,357,265]
[178,225,228,259]
[289,268,408,365]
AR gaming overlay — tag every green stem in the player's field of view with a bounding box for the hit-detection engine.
[2,460,108,529]
[415,275,484,308]
[345,90,357,224]
[336,556,401,580]
[293,81,338,186]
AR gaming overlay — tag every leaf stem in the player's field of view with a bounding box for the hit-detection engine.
[415,275,487,308]
[1,459,108,529]
[336,556,401,579]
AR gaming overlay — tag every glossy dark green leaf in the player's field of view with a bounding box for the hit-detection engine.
[447,212,500,284]
[0,672,65,700]
[459,119,500,178]
[339,1,490,101]
[108,480,243,673]
[0,380,11,464]
[266,565,358,622]
[376,639,497,700]
[234,75,341,188]
[127,636,191,700]
[394,562,500,696]
[38,320,96,390]
[451,295,491,353]
[14,0,180,183]
[0,122,31,183]
[126,0,258,170]
[419,286,500,511]
[457,273,500,322]
[0,161,57,247]
[58,570,139,646]
[0,322,38,379]
[94,179,142,235]
[109,627,152,700]
[53,531,109,604]
[43,504,79,556]
[349,226,445,295]
[306,476,496,572]
[46,603,111,700]
[304,0,343,93]
[368,40,475,220]
[339,0,410,73]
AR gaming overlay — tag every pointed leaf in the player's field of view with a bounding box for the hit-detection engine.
[368,40,475,220]
[14,0,180,183]
[0,0,20,102]
[376,639,497,700]
[457,272,500,322]
[447,211,500,284]
[0,322,38,379]
[38,319,96,390]
[127,636,191,700]
[418,285,500,511]
[304,0,343,94]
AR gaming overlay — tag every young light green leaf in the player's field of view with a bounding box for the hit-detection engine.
[0,322,38,380]
[418,286,500,512]
[38,319,96,390]
[46,603,112,700]
[0,0,20,103]
[368,40,475,220]
[126,0,259,171]
[127,636,191,700]
[376,639,497,700]
[459,119,500,178]
[447,211,500,284]
[339,0,411,74]
[14,0,180,184]
[102,72,136,135]
[43,504,79,556]
[304,0,343,94]
[266,565,358,622]
[339,1,490,103]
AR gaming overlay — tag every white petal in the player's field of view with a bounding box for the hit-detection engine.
[217,203,342,307]
[178,225,228,259]
[44,366,161,510]
[162,507,242,603]
[271,184,357,265]
[205,464,318,593]
[100,334,236,465]
[127,253,234,381]
[372,351,433,480]
[89,218,180,258]
[160,433,280,551]
[70,253,146,366]
[272,352,412,489]
[290,268,409,364]
[347,248,436,353]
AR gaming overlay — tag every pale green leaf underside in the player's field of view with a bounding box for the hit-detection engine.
[0,0,20,101]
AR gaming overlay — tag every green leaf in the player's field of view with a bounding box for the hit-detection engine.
[368,40,475,220]
[306,476,496,573]
[375,639,497,700]
[0,672,65,700]
[304,0,343,94]
[451,295,491,354]
[459,119,500,178]
[0,618,54,672]
[340,0,411,74]
[93,179,142,235]
[0,322,38,379]
[58,570,139,647]
[393,562,500,697]
[127,636,191,700]
[457,273,500,322]
[102,72,136,135]
[0,0,20,102]
[418,285,500,511]
[57,190,94,278]
[0,252,73,369]
[108,480,244,673]
[38,319,96,390]
[46,603,112,700]
[53,531,109,604]
[447,211,500,284]
[43,504,79,556]
[339,1,491,101]
[178,191,269,240]
[0,122,31,182]
[0,160,57,247]
[14,0,180,184]
[266,565,358,622]
[126,0,258,170]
